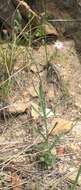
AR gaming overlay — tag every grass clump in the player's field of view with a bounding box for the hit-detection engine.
[0,41,17,100]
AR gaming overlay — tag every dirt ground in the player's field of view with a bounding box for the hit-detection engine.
[0,3,81,190]
[0,26,81,189]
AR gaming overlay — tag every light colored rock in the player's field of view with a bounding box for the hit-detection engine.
[8,100,27,113]
[48,118,73,136]
[67,167,81,186]
[71,122,81,137]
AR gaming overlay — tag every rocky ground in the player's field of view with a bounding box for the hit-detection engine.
[0,32,81,189]
[0,1,81,189]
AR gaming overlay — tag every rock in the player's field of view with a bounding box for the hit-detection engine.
[48,118,73,136]
[42,22,58,39]
[0,0,15,30]
[67,166,81,186]
[8,100,28,113]
[71,121,81,137]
